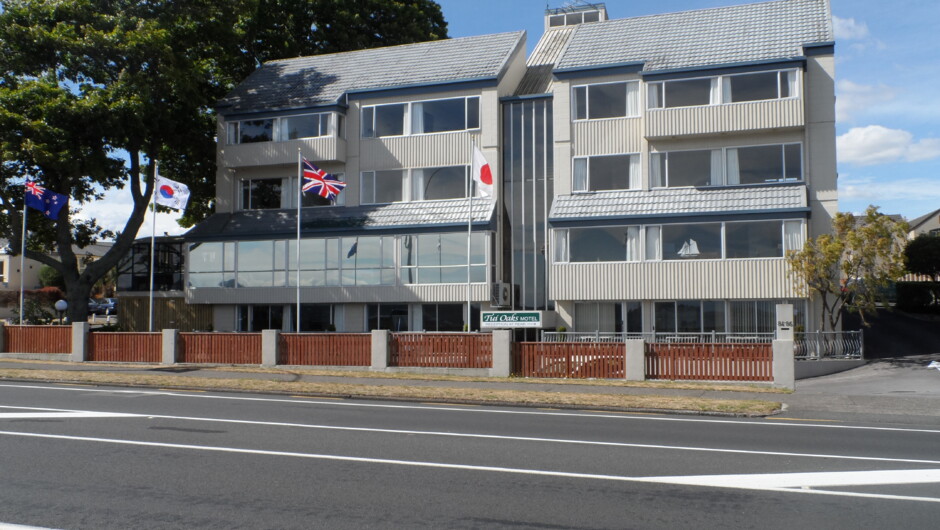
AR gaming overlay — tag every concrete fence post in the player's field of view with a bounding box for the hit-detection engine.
[625,339,646,381]
[70,322,89,362]
[772,339,795,390]
[261,329,279,367]
[371,329,390,370]
[161,329,179,365]
[491,330,512,377]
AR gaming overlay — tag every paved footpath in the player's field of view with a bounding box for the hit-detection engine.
[2,354,939,423]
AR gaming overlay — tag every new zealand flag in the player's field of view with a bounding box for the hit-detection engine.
[24,181,68,220]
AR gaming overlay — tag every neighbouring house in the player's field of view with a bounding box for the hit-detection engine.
[0,239,112,321]
[177,0,836,335]
[907,208,940,238]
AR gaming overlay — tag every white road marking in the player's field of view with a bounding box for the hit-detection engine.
[2,404,940,466]
[653,469,940,489]
[1,428,938,503]
[0,411,138,419]
[2,382,940,435]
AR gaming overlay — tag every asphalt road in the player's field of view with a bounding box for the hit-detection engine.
[2,382,940,529]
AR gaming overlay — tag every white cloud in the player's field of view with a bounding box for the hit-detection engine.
[832,16,870,40]
[835,80,896,122]
[837,125,940,166]
[73,186,189,241]
[839,175,940,201]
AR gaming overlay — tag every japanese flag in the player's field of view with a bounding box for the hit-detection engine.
[471,145,493,198]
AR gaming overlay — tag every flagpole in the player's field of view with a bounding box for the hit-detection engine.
[18,199,27,325]
[467,139,473,332]
[296,148,302,333]
[148,162,158,332]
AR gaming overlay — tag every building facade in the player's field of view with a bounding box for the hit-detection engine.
[183,0,837,334]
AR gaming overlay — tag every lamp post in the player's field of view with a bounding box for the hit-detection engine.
[54,299,68,325]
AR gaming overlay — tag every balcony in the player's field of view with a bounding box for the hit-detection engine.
[645,98,804,139]
[222,136,346,168]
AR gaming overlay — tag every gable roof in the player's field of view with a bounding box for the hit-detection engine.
[555,0,833,74]
[908,208,940,230]
[218,31,525,115]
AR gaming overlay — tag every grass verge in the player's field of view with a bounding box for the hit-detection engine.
[0,368,781,416]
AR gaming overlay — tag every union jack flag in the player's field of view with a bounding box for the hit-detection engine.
[302,158,346,201]
[25,181,46,198]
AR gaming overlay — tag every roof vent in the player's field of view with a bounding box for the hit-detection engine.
[545,2,607,31]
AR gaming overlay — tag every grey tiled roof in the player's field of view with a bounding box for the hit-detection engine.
[218,32,525,115]
[186,199,496,241]
[555,0,833,73]
[550,185,807,221]
[515,26,575,96]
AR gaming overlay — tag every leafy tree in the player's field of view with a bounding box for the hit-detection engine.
[0,0,447,324]
[38,265,66,291]
[904,233,940,281]
[787,206,909,330]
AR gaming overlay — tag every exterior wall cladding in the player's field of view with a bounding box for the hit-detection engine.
[188,0,837,335]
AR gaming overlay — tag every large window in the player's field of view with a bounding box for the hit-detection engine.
[572,81,640,120]
[554,226,640,263]
[555,220,803,264]
[361,170,405,204]
[651,150,719,188]
[241,179,283,210]
[655,300,726,333]
[363,166,470,203]
[573,154,640,192]
[723,70,798,103]
[188,242,235,288]
[237,305,284,332]
[421,304,465,331]
[660,223,722,260]
[726,144,801,184]
[412,166,469,201]
[652,143,802,188]
[115,240,185,292]
[362,96,480,138]
[648,69,799,110]
[227,112,341,145]
[400,233,486,284]
[367,304,408,331]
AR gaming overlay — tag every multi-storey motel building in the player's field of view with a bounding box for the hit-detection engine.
[177,0,836,336]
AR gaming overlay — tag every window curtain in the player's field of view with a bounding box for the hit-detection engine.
[709,78,721,105]
[573,158,588,191]
[721,76,733,103]
[553,230,568,263]
[784,220,804,252]
[628,155,642,189]
[647,83,661,109]
[650,153,664,187]
[786,70,799,98]
[709,150,722,186]
[726,148,740,185]
[625,226,640,261]
[411,169,426,201]
[645,226,661,261]
[410,102,424,134]
[626,82,639,116]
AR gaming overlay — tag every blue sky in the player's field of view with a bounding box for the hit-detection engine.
[94,0,939,238]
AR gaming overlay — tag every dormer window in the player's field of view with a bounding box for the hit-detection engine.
[547,4,606,27]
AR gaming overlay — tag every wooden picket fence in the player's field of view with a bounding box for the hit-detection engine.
[279,333,370,366]
[513,342,625,379]
[178,332,262,364]
[2,325,71,354]
[391,333,492,368]
[645,342,773,381]
[88,332,162,362]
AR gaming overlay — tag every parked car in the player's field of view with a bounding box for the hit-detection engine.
[87,298,101,315]
[97,298,118,315]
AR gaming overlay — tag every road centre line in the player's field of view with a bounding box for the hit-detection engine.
[3,382,940,435]
[3,404,940,467]
[1,429,939,504]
